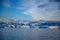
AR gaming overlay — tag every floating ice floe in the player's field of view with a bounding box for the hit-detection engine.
[20,25,30,28]
[8,25,15,28]
[49,26,58,29]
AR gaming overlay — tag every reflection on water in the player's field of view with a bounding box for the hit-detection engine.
[0,28,60,40]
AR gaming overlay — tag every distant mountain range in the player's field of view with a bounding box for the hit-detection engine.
[0,19,60,28]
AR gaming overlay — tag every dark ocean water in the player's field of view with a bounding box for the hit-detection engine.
[0,28,60,40]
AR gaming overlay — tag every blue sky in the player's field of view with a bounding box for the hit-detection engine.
[0,0,60,21]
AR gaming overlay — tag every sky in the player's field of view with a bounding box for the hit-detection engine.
[0,0,60,21]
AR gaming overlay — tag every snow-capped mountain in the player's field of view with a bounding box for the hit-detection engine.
[0,19,60,29]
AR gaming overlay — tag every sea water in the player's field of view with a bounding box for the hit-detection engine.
[0,28,60,40]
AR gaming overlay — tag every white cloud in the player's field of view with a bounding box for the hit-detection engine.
[23,7,45,21]
[16,0,38,10]
[23,0,60,21]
